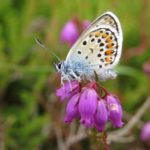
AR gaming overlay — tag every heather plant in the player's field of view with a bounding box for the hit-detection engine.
[0,0,150,150]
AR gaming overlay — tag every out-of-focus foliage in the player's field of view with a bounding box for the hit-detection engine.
[0,0,150,149]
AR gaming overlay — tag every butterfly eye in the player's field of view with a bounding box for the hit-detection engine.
[57,63,62,70]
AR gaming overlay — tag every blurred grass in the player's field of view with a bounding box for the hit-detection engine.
[0,0,150,149]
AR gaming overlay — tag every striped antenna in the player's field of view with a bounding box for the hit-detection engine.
[35,38,61,62]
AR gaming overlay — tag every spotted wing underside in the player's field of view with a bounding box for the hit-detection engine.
[68,27,118,69]
[65,12,123,80]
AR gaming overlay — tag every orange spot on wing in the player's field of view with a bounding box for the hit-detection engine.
[105,50,114,55]
[106,36,112,43]
[106,43,113,48]
[105,57,111,63]
[102,33,107,38]
[95,31,100,37]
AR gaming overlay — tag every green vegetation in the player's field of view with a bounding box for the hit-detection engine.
[0,0,150,149]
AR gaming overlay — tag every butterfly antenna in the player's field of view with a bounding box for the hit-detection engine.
[35,38,61,62]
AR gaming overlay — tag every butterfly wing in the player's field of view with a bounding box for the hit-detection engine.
[65,12,123,80]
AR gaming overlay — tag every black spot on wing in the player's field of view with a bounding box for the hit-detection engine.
[99,43,104,47]
[78,51,81,54]
[99,65,102,68]
[91,38,95,42]
[97,54,101,57]
[97,39,101,43]
[83,41,87,45]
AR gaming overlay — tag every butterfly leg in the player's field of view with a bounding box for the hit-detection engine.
[61,75,64,86]
[61,73,68,86]
[65,76,73,91]
[69,81,73,91]
[61,74,73,90]
[70,70,81,82]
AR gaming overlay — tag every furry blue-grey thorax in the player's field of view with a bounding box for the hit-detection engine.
[55,61,82,83]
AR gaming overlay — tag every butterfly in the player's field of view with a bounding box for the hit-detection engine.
[56,12,123,84]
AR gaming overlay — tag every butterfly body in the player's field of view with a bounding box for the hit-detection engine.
[56,12,123,83]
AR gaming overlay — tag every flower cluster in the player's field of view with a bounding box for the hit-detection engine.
[60,19,90,47]
[56,81,123,132]
[140,122,150,142]
[143,60,150,76]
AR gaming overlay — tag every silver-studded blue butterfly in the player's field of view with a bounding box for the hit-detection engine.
[55,12,123,84]
[36,12,123,84]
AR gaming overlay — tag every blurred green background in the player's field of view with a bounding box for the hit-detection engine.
[0,0,150,149]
